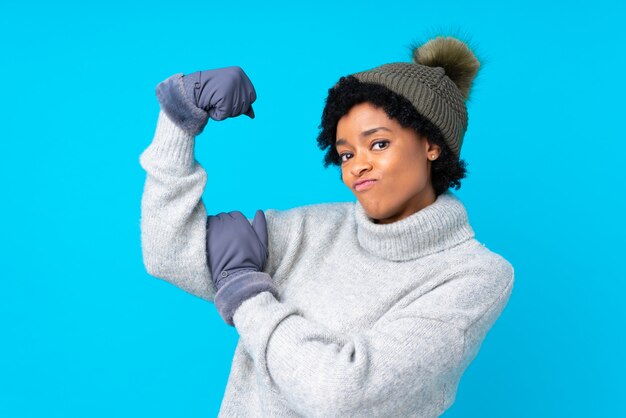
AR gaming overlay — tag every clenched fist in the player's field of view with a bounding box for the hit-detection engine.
[156,66,257,136]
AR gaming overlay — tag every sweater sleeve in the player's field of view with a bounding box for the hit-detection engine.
[231,260,514,417]
[138,110,305,303]
[138,110,216,302]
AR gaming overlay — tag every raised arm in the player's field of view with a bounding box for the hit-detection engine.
[138,67,257,302]
[139,110,215,301]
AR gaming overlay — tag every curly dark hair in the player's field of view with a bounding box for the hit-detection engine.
[316,75,468,197]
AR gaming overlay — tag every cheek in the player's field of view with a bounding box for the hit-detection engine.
[382,153,427,190]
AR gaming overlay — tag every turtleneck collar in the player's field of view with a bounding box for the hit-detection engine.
[353,190,475,261]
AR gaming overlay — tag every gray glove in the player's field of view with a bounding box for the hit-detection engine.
[155,66,257,136]
[206,209,278,326]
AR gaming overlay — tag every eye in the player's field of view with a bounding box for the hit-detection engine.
[338,141,389,164]
[373,140,389,150]
[339,152,352,163]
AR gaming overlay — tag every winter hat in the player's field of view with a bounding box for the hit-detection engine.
[350,36,480,158]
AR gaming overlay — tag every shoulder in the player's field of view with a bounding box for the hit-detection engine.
[260,201,354,281]
[446,241,515,356]
[453,238,513,280]
[264,201,354,228]
[445,239,515,307]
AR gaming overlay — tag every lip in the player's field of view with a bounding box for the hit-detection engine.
[354,179,377,192]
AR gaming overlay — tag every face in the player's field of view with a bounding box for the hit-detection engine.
[335,102,441,224]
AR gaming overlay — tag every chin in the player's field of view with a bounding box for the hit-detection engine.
[361,201,394,223]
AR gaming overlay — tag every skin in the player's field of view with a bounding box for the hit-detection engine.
[335,102,441,225]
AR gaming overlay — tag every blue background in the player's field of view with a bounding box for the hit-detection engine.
[1,0,624,416]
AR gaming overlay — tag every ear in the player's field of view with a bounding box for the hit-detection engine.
[424,138,441,156]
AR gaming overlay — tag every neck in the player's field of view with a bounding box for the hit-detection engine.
[373,187,437,225]
[353,190,475,261]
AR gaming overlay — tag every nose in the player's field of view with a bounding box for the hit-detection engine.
[350,153,373,177]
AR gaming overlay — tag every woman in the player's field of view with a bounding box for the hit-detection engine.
[139,35,514,417]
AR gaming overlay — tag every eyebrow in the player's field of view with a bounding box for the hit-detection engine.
[335,127,393,147]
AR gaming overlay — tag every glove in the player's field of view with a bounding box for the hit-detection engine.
[155,66,257,136]
[206,209,278,326]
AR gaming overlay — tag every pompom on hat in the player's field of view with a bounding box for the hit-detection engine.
[350,36,481,158]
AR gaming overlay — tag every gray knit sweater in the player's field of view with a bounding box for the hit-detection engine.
[139,110,515,418]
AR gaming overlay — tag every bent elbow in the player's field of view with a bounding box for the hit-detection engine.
[141,246,163,278]
[139,222,216,302]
